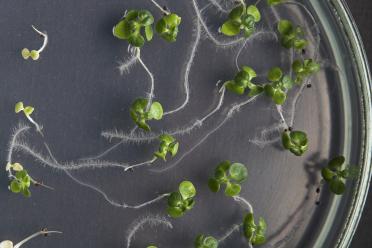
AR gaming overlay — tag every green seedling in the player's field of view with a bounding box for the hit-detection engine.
[154,134,179,161]
[130,98,163,131]
[224,66,263,96]
[282,129,308,156]
[167,181,196,218]
[0,229,61,248]
[243,213,267,246]
[194,234,219,248]
[15,102,42,133]
[156,13,182,42]
[208,161,248,197]
[264,67,293,105]
[220,4,261,38]
[6,162,53,198]
[113,10,155,47]
[321,156,359,195]
[21,25,48,61]
[277,19,308,51]
[292,58,320,84]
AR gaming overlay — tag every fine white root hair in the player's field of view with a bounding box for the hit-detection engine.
[102,86,226,143]
[152,94,260,173]
[126,215,173,248]
[118,46,139,75]
[207,0,229,13]
[218,224,242,243]
[31,25,48,54]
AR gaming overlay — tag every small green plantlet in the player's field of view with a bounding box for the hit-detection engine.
[0,229,62,248]
[113,10,155,47]
[130,98,163,131]
[154,134,179,161]
[21,25,48,61]
[194,234,219,248]
[167,181,196,218]
[146,246,157,248]
[156,13,182,42]
[267,0,286,6]
[243,213,267,246]
[15,101,42,132]
[292,59,320,84]
[264,67,293,105]
[321,156,359,195]
[277,20,308,51]
[8,169,32,198]
[224,66,263,96]
[208,161,248,197]
[220,4,261,38]
[282,129,308,156]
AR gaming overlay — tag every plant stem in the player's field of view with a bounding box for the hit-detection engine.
[233,195,254,213]
[149,0,170,15]
[31,25,48,54]
[13,229,61,248]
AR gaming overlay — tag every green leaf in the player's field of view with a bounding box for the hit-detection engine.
[128,34,145,47]
[278,20,293,35]
[268,67,283,82]
[168,192,184,207]
[229,5,245,20]
[290,131,308,146]
[22,188,31,197]
[113,20,132,39]
[264,84,275,97]
[167,206,184,218]
[248,85,264,97]
[195,234,219,248]
[242,66,257,79]
[246,5,261,22]
[179,181,196,199]
[208,178,221,193]
[221,20,241,36]
[293,39,308,50]
[10,180,21,193]
[30,50,40,60]
[149,102,163,120]
[21,48,30,59]
[15,102,24,113]
[145,25,154,41]
[225,182,241,196]
[169,142,179,157]
[282,75,293,89]
[273,90,286,105]
[225,81,245,95]
[328,156,345,171]
[216,160,231,172]
[321,167,335,182]
[329,178,346,195]
[228,163,248,183]
[137,10,154,26]
[23,106,34,116]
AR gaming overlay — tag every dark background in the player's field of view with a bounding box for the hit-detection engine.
[347,0,372,247]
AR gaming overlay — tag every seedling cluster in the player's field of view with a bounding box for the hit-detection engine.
[278,20,308,52]
[243,213,267,246]
[220,4,261,38]
[282,129,308,156]
[130,98,163,131]
[167,181,196,218]
[208,161,248,197]
[113,9,181,47]
[154,134,179,161]
[321,156,359,195]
